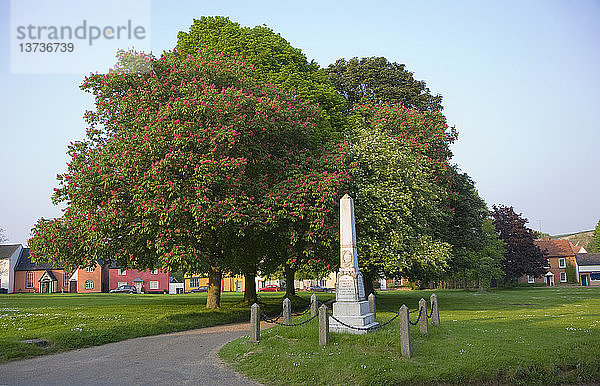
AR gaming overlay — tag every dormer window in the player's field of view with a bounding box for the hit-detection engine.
[559,258,566,268]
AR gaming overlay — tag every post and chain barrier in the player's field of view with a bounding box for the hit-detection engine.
[250,292,440,356]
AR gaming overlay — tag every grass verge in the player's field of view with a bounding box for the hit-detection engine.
[220,287,600,385]
[0,291,314,362]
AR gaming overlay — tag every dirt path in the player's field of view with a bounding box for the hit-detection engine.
[0,322,268,386]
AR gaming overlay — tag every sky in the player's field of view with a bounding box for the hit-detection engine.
[0,0,599,245]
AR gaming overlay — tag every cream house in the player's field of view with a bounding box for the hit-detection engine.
[0,244,23,293]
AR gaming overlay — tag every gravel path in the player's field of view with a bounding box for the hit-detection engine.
[0,322,265,386]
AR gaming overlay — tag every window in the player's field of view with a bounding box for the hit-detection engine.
[558,258,566,268]
[64,272,70,286]
[590,273,600,281]
[150,281,159,290]
[190,277,199,287]
[85,280,94,289]
[151,269,158,275]
[26,272,34,288]
[118,269,126,276]
[118,281,127,287]
[560,272,567,282]
[527,275,535,284]
[545,259,550,268]
[86,266,95,272]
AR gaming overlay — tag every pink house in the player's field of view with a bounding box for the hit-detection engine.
[108,265,170,293]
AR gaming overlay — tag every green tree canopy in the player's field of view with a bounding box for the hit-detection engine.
[176,16,347,134]
[439,171,504,289]
[327,57,443,112]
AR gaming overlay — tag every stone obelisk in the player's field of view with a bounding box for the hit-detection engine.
[329,194,379,334]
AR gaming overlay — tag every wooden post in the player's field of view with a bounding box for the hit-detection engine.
[283,298,292,325]
[430,293,440,326]
[419,298,429,336]
[311,294,318,318]
[250,303,260,343]
[399,305,412,358]
[368,293,376,318]
[319,304,329,346]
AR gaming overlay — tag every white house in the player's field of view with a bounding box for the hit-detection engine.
[576,253,600,287]
[0,244,23,293]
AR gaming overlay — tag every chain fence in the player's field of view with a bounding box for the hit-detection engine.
[259,297,317,327]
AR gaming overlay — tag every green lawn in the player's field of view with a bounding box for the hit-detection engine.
[220,287,600,385]
[0,291,312,362]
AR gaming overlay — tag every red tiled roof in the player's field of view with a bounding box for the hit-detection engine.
[534,239,576,257]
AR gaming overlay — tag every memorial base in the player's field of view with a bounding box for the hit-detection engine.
[329,300,380,335]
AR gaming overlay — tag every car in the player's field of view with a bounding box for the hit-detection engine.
[109,285,137,294]
[189,286,208,293]
[258,284,280,292]
[308,286,328,292]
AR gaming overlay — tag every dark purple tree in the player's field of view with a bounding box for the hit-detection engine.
[491,205,546,283]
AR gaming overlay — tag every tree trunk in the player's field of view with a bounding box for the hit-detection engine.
[206,265,222,309]
[243,271,257,305]
[284,264,296,298]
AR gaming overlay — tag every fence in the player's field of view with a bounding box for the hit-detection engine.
[250,292,440,358]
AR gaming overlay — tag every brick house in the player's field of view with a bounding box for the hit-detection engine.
[108,265,170,293]
[13,248,108,293]
[520,239,578,286]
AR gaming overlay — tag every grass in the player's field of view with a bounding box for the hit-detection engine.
[220,287,600,385]
[0,291,315,362]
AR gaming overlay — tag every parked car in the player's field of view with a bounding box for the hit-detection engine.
[109,285,137,294]
[308,286,328,292]
[189,286,208,293]
[258,284,280,292]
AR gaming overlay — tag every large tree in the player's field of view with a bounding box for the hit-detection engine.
[439,172,504,289]
[327,57,443,112]
[29,49,347,307]
[348,103,457,293]
[175,17,349,297]
[491,205,547,283]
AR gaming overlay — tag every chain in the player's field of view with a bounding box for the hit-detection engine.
[260,310,283,324]
[260,311,318,326]
[378,312,399,328]
[329,314,381,331]
[409,306,424,326]
[427,301,434,319]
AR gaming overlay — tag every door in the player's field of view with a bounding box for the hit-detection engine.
[41,282,49,293]
[69,281,77,293]
[581,275,588,286]
[546,276,551,286]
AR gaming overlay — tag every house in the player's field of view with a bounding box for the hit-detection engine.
[185,272,338,293]
[169,277,184,294]
[575,253,600,286]
[184,273,245,293]
[108,265,170,293]
[0,244,23,293]
[13,248,108,293]
[520,239,578,286]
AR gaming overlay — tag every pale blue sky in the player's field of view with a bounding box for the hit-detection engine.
[1,0,599,244]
